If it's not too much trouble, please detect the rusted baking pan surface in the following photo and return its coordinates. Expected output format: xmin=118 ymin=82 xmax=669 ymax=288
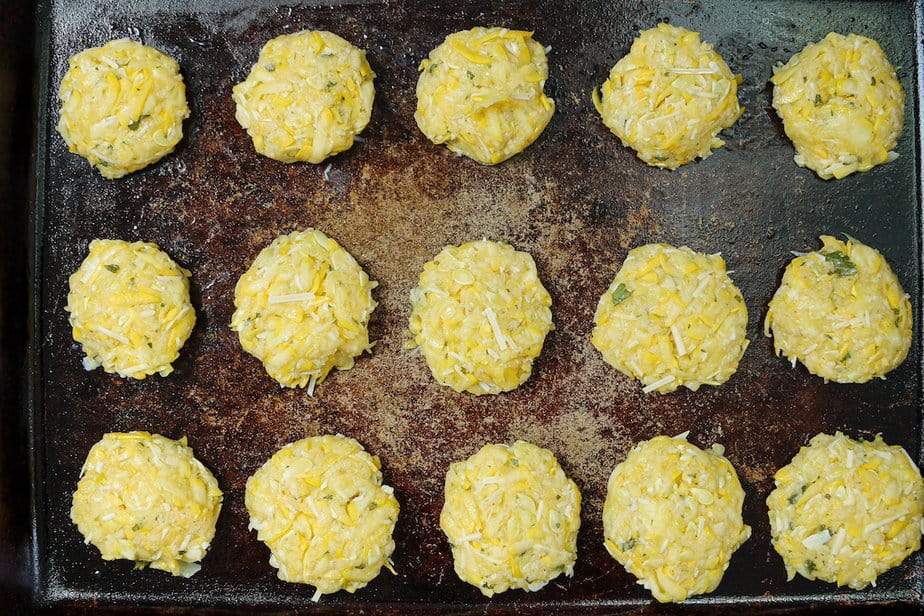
xmin=31 ymin=0 xmax=921 ymax=611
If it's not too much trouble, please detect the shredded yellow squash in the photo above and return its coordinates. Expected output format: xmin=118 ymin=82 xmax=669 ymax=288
xmin=407 ymin=240 xmax=553 ymax=395
xmin=593 ymin=23 xmax=743 ymax=169
xmin=415 ymin=27 xmax=554 ymax=164
xmin=603 ymin=434 xmax=750 ymax=602
xmin=245 ymin=435 xmax=399 ymax=600
xmin=592 ymin=243 xmax=748 ymax=394
xmin=765 ymin=235 xmax=912 ymax=383
xmin=231 ymin=229 xmax=377 ymax=391
xmin=66 ymin=239 xmax=195 ymax=380
xmin=772 ymin=32 xmax=904 ymax=179
xmin=440 ymin=440 xmax=581 ymax=596
xmin=233 ymin=30 xmax=375 ymax=163
xmin=57 ymin=39 xmax=189 ymax=178
xmin=71 ymin=432 xmax=222 ymax=577
xmin=767 ymin=432 xmax=924 ymax=589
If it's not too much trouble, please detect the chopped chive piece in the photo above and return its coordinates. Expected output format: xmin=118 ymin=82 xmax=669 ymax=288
xmin=128 ymin=114 xmax=149 ymax=131
xmin=821 ymin=251 xmax=857 ymax=276
xmin=612 ymin=283 xmax=632 ymax=305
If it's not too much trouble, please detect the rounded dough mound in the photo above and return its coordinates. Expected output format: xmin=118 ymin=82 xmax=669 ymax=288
xmin=66 ymin=239 xmax=196 ymax=380
xmin=767 ymin=432 xmax=924 ymax=589
xmin=765 ymin=235 xmax=911 ymax=383
xmin=407 ymin=240 xmax=553 ymax=395
xmin=440 ymin=440 xmax=581 ymax=597
xmin=593 ymin=23 xmax=743 ymax=169
xmin=771 ymin=32 xmax=904 ymax=180
xmin=245 ymin=435 xmax=399 ymax=598
xmin=71 ymin=432 xmax=222 ymax=577
xmin=415 ymin=27 xmax=555 ymax=165
xmin=233 ymin=30 xmax=375 ymax=163
xmin=230 ymin=229 xmax=377 ymax=390
xmin=592 ymin=243 xmax=748 ymax=394
xmin=603 ymin=434 xmax=751 ymax=603
xmin=57 ymin=39 xmax=189 ymax=179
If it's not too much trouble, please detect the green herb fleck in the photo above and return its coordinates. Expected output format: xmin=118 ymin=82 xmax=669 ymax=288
xmin=788 ymin=484 xmax=806 ymax=505
xmin=128 ymin=114 xmax=149 ymax=131
xmin=178 ymin=550 xmax=186 ymax=555
xmin=466 ymin=70 xmax=475 ymax=79
xmin=813 ymin=94 xmax=823 ymax=106
xmin=428 ymin=62 xmax=438 ymax=73
xmin=98 ymin=160 xmax=109 ymax=167
xmin=821 ymin=250 xmax=857 ymax=276
xmin=556 ymin=564 xmax=565 ymax=572
xmin=612 ymin=283 xmax=632 ymax=305
xmin=620 ymin=537 xmax=637 ymax=551
xmin=132 ymin=522 xmax=142 ymax=531
xmin=840 ymin=352 xmax=851 ymax=364
xmin=356 ymin=563 xmax=366 ymax=569
xmin=265 ymin=63 xmax=275 ymax=72
xmin=805 ymin=560 xmax=817 ymax=573
xmin=653 ymin=155 xmax=668 ymax=161
xmin=510 ymin=458 xmax=519 ymax=467
xmin=368 ymin=502 xmax=378 ymax=510
xmin=104 ymin=264 xmax=120 ymax=273
xmin=871 ymin=76 xmax=877 ymax=86
xmin=322 ymin=494 xmax=333 ymax=500
xmin=326 ymin=81 xmax=337 ymax=88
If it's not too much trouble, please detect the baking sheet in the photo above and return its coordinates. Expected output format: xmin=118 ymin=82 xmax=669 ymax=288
xmin=30 ymin=0 xmax=923 ymax=610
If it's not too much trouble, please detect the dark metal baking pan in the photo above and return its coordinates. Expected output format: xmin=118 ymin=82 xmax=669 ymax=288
xmin=26 ymin=0 xmax=924 ymax=612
